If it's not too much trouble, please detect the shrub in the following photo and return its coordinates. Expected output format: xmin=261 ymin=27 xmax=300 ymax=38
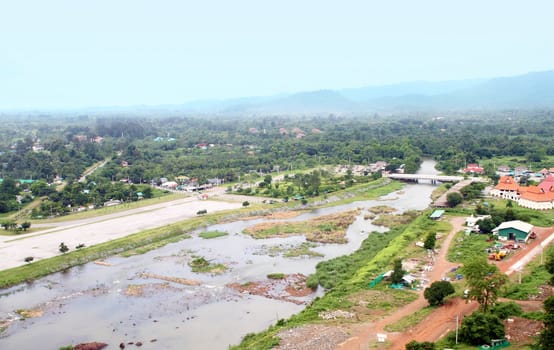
xmin=459 ymin=311 xmax=504 ymax=345
xmin=491 ymin=301 xmax=523 ymax=320
xmin=267 ymin=273 xmax=285 ymax=280
xmin=59 ymin=242 xmax=69 ymax=253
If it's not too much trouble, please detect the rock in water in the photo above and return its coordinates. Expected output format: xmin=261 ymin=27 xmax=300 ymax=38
xmin=74 ymin=342 xmax=108 ymax=350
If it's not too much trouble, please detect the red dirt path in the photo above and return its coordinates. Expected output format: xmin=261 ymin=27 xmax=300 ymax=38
xmin=337 ymin=217 xmax=554 ymax=350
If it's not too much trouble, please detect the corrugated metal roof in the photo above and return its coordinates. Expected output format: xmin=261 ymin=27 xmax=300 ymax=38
xmin=493 ymin=220 xmax=533 ymax=233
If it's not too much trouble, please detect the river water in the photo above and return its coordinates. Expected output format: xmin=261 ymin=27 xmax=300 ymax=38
xmin=0 ymin=160 xmax=438 ymax=349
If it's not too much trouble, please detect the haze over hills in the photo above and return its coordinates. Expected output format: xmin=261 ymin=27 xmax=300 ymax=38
xmin=177 ymin=70 xmax=554 ymax=114
xmin=4 ymin=70 xmax=553 ymax=115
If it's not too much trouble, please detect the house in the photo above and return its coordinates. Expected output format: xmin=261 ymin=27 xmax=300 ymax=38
xmin=464 ymin=163 xmax=484 ymax=174
xmin=514 ymin=166 xmax=529 ymax=176
xmin=429 ymin=209 xmax=445 ymax=220
xmin=493 ymin=220 xmax=534 ymax=242
xmin=91 ymin=136 xmax=104 ymax=144
xmin=465 ymin=214 xmax=491 ymax=229
xmin=490 ymin=176 xmax=520 ymax=201
xmin=497 ymin=165 xmax=511 ymax=173
xmin=161 ymin=181 xmax=178 ymax=189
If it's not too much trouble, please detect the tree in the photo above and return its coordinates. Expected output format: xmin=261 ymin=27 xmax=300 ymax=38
xmin=459 ymin=311 xmax=505 ymax=345
xmin=20 ymin=221 xmax=31 ymax=231
xmin=446 ymin=192 xmax=463 ymax=207
xmin=463 ymin=257 xmax=508 ymax=312
xmin=476 ymin=218 xmax=496 ymax=234
xmin=390 ymin=259 xmax=405 ymax=284
xmin=405 ymin=340 xmax=435 ymax=350
xmin=59 ymin=242 xmax=69 ymax=253
xmin=1 ymin=219 xmax=16 ymax=230
xmin=424 ymin=232 xmax=436 ymax=250
xmin=538 ymin=296 xmax=554 ymax=350
xmin=142 ymin=187 xmax=153 ymax=199
xmin=424 ymin=280 xmax=455 ymax=306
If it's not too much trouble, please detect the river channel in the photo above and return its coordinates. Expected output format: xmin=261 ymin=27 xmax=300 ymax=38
xmin=0 ymin=160 xmax=439 ymax=349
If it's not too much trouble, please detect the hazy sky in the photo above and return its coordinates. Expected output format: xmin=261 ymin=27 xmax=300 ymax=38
xmin=1 ymin=0 xmax=553 ymax=109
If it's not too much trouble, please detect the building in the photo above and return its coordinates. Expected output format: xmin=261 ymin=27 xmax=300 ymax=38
xmin=429 ymin=209 xmax=445 ymax=220
xmin=464 ymin=163 xmax=485 ymax=174
xmin=465 ymin=214 xmax=491 ymax=229
xmin=493 ymin=220 xmax=534 ymax=242
xmin=490 ymin=175 xmax=554 ymax=210
xmin=490 ymin=176 xmax=520 ymax=201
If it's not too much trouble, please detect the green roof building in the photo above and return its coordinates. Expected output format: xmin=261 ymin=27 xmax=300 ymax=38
xmin=493 ymin=220 xmax=533 ymax=242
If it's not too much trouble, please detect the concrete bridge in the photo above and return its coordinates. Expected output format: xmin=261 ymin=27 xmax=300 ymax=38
xmin=386 ymin=173 xmax=464 ymax=183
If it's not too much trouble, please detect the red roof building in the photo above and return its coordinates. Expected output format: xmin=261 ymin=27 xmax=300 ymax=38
xmin=464 ymin=163 xmax=485 ymax=174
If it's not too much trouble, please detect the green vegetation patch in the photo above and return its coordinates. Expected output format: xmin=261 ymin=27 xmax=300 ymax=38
xmin=502 ymin=252 xmax=552 ymax=300
xmin=267 ymin=273 xmax=285 ymax=280
xmin=447 ymin=231 xmax=491 ymax=263
xmin=188 ymin=256 xmax=227 ymax=274
xmin=349 ymin=289 xmax=418 ymax=317
xmin=368 ymin=205 xmax=397 ymax=214
xmin=372 ymin=210 xmax=419 ymax=227
xmin=198 ymin=230 xmax=228 ymax=239
xmin=259 ymin=242 xmax=324 ymax=258
xmin=384 ymin=306 xmax=435 ymax=332
xmin=244 ymin=210 xmax=359 ymax=243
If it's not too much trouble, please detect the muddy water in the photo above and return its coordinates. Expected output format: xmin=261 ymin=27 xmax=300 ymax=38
xmin=0 ymin=160 xmax=438 ymax=349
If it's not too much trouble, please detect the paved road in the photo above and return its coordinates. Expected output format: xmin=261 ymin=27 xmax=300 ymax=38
xmin=0 ymin=195 xmax=242 ymax=271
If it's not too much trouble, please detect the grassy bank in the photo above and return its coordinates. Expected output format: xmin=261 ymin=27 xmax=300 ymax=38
xmin=230 ymin=211 xmax=450 ymax=350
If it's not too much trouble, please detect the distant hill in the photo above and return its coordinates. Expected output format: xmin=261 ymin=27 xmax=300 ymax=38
xmin=177 ymin=70 xmax=554 ymax=114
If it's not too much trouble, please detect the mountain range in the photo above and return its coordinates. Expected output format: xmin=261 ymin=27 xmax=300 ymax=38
xmin=178 ymin=70 xmax=554 ymax=114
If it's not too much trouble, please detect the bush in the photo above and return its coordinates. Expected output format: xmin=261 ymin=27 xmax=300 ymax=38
xmin=242 ymin=201 xmax=250 ymax=207
xmin=59 ymin=242 xmax=69 ymax=254
xmin=424 ymin=281 xmax=455 ymax=306
xmin=446 ymin=192 xmax=463 ymax=207
xmin=405 ymin=340 xmax=435 ymax=350
xmin=491 ymin=301 xmax=523 ymax=320
xmin=459 ymin=311 xmax=504 ymax=345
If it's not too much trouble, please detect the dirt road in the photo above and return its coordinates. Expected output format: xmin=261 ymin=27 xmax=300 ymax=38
xmin=337 ymin=216 xmax=466 ymax=350
xmin=337 ymin=217 xmax=554 ymax=350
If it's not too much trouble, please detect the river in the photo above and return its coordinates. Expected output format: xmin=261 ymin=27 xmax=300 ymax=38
xmin=0 ymin=160 xmax=439 ymax=349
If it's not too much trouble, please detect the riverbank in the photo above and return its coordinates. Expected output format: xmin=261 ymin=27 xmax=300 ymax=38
xmin=0 ymin=178 xmax=402 ymax=289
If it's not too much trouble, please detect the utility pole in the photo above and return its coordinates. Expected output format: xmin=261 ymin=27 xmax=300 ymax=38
xmin=455 ymin=314 xmax=459 ymax=345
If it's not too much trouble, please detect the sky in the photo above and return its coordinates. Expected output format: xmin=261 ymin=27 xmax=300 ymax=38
xmin=1 ymin=0 xmax=553 ymax=110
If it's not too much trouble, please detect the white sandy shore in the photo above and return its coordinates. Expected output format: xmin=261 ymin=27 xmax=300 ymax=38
xmin=0 ymin=196 xmax=242 ymax=271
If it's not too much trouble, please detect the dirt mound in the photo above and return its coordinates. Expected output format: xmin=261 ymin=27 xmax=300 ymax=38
xmin=74 ymin=342 xmax=108 ymax=350
xmin=505 ymin=317 xmax=543 ymax=343
xmin=276 ymin=325 xmax=351 ymax=350
xmin=227 ymin=274 xmax=314 ymax=304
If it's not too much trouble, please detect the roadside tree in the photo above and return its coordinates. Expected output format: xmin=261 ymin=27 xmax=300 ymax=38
xmin=446 ymin=192 xmax=463 ymax=207
xmin=424 ymin=280 xmax=455 ymax=306
xmin=463 ymin=257 xmax=507 ymax=312
xmin=459 ymin=311 xmax=505 ymax=345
